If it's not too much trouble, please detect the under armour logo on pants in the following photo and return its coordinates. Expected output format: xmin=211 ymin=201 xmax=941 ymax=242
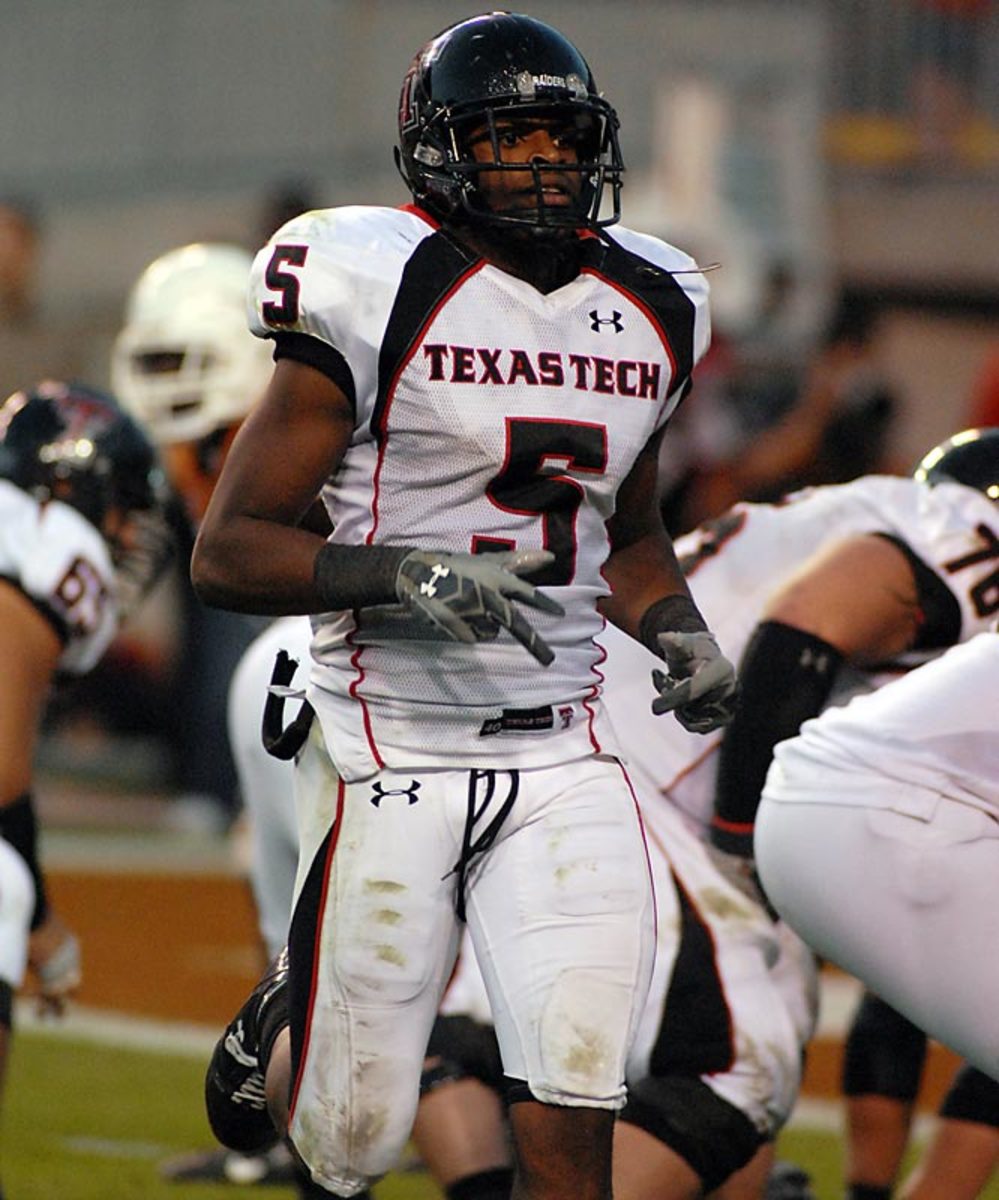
xmin=370 ymin=780 xmax=422 ymax=807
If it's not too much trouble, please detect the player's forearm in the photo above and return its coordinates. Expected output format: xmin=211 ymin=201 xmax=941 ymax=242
xmin=191 ymin=517 xmax=330 ymax=615
xmin=600 ymin=531 xmax=701 ymax=644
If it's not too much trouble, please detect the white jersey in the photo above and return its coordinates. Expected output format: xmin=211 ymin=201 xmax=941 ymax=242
xmin=0 ymin=479 xmax=120 ymax=675
xmin=767 ymin=631 xmax=999 ymax=820
xmin=249 ymin=204 xmax=710 ymax=781
xmin=599 ymin=475 xmax=999 ymax=832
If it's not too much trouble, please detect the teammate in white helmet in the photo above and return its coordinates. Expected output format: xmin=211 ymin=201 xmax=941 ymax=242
xmin=112 ymin=240 xmax=292 ymax=952
xmin=0 ymin=380 xmax=172 ymax=1198
xmin=112 ymin=241 xmax=276 ymax=833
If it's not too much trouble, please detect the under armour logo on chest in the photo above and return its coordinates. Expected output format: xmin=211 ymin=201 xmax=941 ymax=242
xmin=370 ymin=780 xmax=422 ymax=807
xmin=589 ymin=309 xmax=624 ymax=333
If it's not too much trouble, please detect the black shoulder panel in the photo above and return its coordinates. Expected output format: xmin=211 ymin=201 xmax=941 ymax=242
xmin=372 ymin=232 xmax=480 ymax=439
xmin=585 ymin=234 xmax=697 ymax=397
xmin=272 ymin=332 xmax=357 ymax=414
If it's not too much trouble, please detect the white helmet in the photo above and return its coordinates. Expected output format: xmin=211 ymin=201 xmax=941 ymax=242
xmin=111 ymin=243 xmax=273 ymax=445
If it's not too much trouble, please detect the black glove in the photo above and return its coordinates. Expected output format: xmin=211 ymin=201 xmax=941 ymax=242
xmin=651 ymin=629 xmax=738 ymax=733
xmin=394 ymin=548 xmax=564 ymax=666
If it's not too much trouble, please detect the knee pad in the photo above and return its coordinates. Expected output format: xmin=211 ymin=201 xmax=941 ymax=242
xmin=842 ymin=992 xmax=927 ymax=1100
xmin=940 ymin=1065 xmax=999 ymax=1128
xmin=620 ymin=1075 xmax=763 ymax=1193
xmin=421 ymin=1014 xmax=504 ymax=1096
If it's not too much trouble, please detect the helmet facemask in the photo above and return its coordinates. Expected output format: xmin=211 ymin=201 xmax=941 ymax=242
xmin=406 ymin=93 xmax=622 ymax=231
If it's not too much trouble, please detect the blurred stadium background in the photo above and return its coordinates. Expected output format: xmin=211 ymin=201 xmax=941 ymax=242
xmin=2 ymin=1 xmax=996 ymax=1194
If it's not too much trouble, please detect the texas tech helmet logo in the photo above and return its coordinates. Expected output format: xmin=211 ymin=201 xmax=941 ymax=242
xmin=399 ymin=63 xmax=421 ymax=135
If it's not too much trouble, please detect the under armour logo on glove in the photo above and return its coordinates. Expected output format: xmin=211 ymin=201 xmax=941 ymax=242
xmin=589 ymin=309 xmax=624 ymax=333
xmin=370 ymin=780 xmax=422 ymax=808
xmin=419 ymin=563 xmax=451 ymax=598
xmin=394 ymin=548 xmax=564 ymax=666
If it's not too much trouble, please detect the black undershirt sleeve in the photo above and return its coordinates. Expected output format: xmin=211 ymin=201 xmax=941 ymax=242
xmin=271 ymin=331 xmax=357 ymax=414
xmin=711 ymin=532 xmax=961 ymax=854
xmin=874 ymin=533 xmax=962 ymax=648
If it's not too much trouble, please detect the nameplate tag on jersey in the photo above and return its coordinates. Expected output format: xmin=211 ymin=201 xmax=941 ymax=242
xmin=479 ymin=706 xmax=555 ymax=737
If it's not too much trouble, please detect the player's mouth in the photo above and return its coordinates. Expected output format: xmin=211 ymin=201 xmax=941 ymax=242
xmin=513 ymin=180 xmax=575 ymax=206
xmin=539 ymin=185 xmax=572 ymax=205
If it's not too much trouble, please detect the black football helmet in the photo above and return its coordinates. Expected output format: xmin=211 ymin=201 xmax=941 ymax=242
xmin=395 ymin=11 xmax=624 ymax=230
xmin=912 ymin=427 xmax=999 ymax=503
xmin=0 ymin=380 xmax=174 ymax=611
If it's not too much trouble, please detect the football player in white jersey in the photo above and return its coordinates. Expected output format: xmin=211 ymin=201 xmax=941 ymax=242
xmin=192 ymin=12 xmax=737 ymax=1199
xmin=0 ymin=380 xmax=171 ymax=1193
xmin=699 ymin=426 xmax=999 ymax=1200
xmin=755 ymin=627 xmax=999 ymax=1081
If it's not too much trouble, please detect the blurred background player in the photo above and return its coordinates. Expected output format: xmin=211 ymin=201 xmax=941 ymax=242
xmin=111 ymin=241 xmax=316 ymax=1190
xmin=657 ymin=289 xmax=901 ymax=539
xmin=112 ymin=241 xmax=275 ymax=836
xmin=0 ymin=196 xmax=40 ymax=327
xmin=0 ymin=379 xmax=172 ymax=1199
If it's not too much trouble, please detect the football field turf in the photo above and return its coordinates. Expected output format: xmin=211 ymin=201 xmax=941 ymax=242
xmin=7 ymin=1017 xmax=999 ymax=1200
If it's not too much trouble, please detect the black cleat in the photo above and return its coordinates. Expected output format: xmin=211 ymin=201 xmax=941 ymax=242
xmin=205 ymin=947 xmax=289 ymax=1155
